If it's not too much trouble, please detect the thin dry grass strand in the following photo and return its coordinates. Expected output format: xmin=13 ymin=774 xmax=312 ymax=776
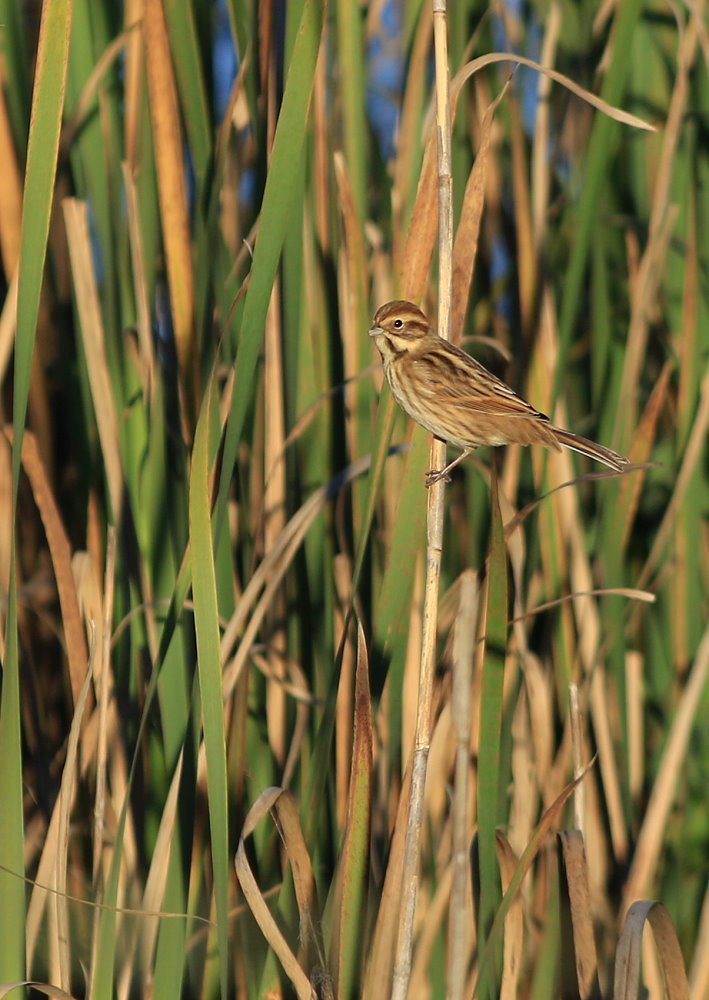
xmin=264 ymin=284 xmax=288 ymax=767
xmin=447 ymin=571 xmax=478 ymax=1000
xmin=0 ymin=77 xmax=22 ymax=275
xmin=568 ymin=684 xmax=584 ymax=833
xmin=689 ymin=878 xmax=709 ymax=1000
xmin=450 ymin=53 xmax=655 ymax=133
xmin=622 ymin=622 xmax=709 ymax=914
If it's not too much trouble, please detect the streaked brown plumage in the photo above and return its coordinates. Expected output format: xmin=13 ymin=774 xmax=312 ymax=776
xmin=369 ymin=300 xmax=628 ymax=485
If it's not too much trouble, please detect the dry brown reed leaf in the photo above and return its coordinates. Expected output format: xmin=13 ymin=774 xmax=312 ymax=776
xmin=143 ymin=0 xmax=197 ymax=425
xmin=613 ymin=901 xmax=690 ymax=1000
xmin=496 ymin=833 xmax=525 ymax=1000
xmin=475 ymin=763 xmax=596 ymax=994
xmin=558 ymin=830 xmax=602 ymax=999
xmin=361 ymin=763 xmax=412 ymax=1000
xmin=72 ymin=553 xmax=104 ymax=671
xmin=625 ymin=651 xmax=644 ymax=804
xmin=400 ymin=130 xmax=439 ymax=304
xmin=422 ymin=702 xmax=454 ymax=836
xmin=391 ymin=3 xmax=433 ymax=277
xmin=521 ymin=652 xmax=555 ymax=793
xmin=235 ymin=787 xmax=329 ymax=1000
xmin=622 ymin=622 xmax=709 ymax=915
xmin=508 ymin=693 xmax=539 ymax=862
xmin=62 ymin=199 xmax=123 ymax=522
xmin=6 ymin=428 xmax=89 ymax=705
xmin=264 ymin=285 xmax=288 ymax=767
xmin=330 ymin=622 xmax=373 ymax=994
xmin=0 ymin=266 xmax=18 ymax=390
xmin=450 ymin=84 xmax=509 ymax=340
xmin=0 ymin=68 xmax=22 ymax=275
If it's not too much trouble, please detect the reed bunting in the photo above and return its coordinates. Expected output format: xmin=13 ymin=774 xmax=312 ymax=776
xmin=369 ymin=300 xmax=628 ymax=485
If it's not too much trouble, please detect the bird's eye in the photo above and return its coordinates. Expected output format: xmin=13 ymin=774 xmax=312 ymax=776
xmin=393 ymin=319 xmax=403 ymax=329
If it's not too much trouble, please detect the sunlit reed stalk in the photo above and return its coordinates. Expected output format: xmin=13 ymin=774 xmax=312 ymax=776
xmin=391 ymin=1 xmax=453 ymax=997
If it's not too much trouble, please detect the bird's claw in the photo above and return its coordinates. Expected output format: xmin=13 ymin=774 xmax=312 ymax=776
xmin=425 ymin=469 xmax=452 ymax=487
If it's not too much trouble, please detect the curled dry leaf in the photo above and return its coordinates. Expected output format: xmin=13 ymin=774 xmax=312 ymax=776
xmin=613 ymin=901 xmax=690 ymax=1000
xmin=235 ymin=787 xmax=329 ymax=1000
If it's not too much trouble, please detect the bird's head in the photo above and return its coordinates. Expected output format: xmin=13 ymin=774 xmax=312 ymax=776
xmin=368 ymin=301 xmax=431 ymax=361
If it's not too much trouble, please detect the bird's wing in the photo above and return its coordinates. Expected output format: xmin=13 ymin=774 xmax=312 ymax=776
xmin=408 ymin=349 xmax=550 ymax=421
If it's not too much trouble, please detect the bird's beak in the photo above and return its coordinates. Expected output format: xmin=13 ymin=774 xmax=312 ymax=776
xmin=368 ymin=324 xmax=381 ymax=338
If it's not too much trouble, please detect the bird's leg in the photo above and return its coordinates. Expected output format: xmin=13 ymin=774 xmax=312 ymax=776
xmin=425 ymin=448 xmax=473 ymax=487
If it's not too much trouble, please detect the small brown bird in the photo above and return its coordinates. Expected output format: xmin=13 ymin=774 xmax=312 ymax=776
xmin=369 ymin=300 xmax=628 ymax=485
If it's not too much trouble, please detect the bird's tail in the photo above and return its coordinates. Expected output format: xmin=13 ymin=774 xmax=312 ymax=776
xmin=552 ymin=426 xmax=628 ymax=473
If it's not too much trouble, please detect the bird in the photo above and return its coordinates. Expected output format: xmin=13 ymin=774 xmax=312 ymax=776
xmin=368 ymin=300 xmax=628 ymax=486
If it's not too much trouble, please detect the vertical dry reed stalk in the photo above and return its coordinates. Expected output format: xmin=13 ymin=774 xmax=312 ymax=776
xmin=391 ymin=2 xmax=454 ymax=997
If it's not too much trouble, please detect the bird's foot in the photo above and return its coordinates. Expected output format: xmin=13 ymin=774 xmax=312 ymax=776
xmin=425 ymin=468 xmax=452 ymax=488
